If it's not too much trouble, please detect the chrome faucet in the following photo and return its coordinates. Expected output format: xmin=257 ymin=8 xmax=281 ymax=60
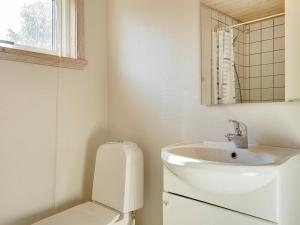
xmin=225 ymin=120 xmax=248 ymax=149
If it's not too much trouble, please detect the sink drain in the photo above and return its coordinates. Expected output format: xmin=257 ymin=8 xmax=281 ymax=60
xmin=231 ymin=152 xmax=238 ymax=159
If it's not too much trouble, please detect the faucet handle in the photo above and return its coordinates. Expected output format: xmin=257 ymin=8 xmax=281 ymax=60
xmin=226 ymin=120 xmax=248 ymax=149
xmin=225 ymin=133 xmax=235 ymax=141
xmin=228 ymin=120 xmax=247 ymax=136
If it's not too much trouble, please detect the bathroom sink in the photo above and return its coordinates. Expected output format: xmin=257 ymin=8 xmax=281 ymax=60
xmin=162 ymin=141 xmax=299 ymax=194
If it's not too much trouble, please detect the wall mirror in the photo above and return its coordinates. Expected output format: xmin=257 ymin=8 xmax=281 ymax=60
xmin=201 ymin=0 xmax=286 ymax=105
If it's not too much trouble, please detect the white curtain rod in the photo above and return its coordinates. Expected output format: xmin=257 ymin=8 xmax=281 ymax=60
xmin=218 ymin=12 xmax=285 ymax=30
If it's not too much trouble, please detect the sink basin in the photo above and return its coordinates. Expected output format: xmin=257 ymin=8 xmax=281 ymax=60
xmin=162 ymin=141 xmax=299 ymax=194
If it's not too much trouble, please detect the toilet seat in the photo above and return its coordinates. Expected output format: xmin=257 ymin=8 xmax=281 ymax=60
xmin=31 ymin=142 xmax=143 ymax=225
xmin=32 ymin=202 xmax=120 ymax=225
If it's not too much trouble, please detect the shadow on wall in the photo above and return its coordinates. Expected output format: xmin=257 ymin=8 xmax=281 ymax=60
xmin=83 ymin=126 xmax=107 ymax=200
xmin=10 ymin=126 xmax=107 ymax=225
xmin=54 ymin=125 xmax=107 ymax=213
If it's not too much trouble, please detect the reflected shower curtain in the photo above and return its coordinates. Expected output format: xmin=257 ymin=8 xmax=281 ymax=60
xmin=212 ymin=28 xmax=236 ymax=104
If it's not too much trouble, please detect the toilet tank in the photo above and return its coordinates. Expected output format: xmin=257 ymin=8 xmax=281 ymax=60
xmin=92 ymin=142 xmax=144 ymax=213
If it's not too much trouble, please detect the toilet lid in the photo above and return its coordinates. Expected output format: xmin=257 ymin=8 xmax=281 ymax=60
xmin=33 ymin=202 xmax=120 ymax=225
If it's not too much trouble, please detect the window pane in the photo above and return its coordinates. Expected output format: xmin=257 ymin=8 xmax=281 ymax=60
xmin=0 ymin=0 xmax=55 ymax=50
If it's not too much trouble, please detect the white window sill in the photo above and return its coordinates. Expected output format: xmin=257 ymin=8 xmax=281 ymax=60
xmin=0 ymin=46 xmax=87 ymax=70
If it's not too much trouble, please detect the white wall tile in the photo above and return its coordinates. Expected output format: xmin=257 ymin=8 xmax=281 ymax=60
xmin=250 ymin=54 xmax=261 ymax=66
xmin=238 ymin=65 xmax=244 ymax=76
xmin=261 ymin=19 xmax=273 ymax=28
xmin=238 ymin=43 xmax=244 ymax=54
xmin=244 ymin=44 xmax=250 ymax=55
xmin=262 ymin=64 xmax=273 ymax=76
xmin=262 ymin=76 xmax=273 ymax=88
xmin=234 ymin=44 xmax=239 ymax=54
xmin=238 ymin=56 xmax=243 ymax=66
xmin=244 ymin=56 xmax=250 ymax=66
xmin=244 ymin=78 xmax=250 ymax=88
xmin=274 ymin=25 xmax=285 ymax=38
xmin=274 ymin=50 xmax=285 ymax=63
xmin=262 ymin=52 xmax=273 ymax=64
xmin=250 ymin=65 xmax=261 ymax=77
xmin=244 ymin=67 xmax=250 ymax=78
xmin=250 ymin=77 xmax=261 ymax=89
xmin=250 ymin=22 xmax=261 ymax=31
xmin=244 ymin=32 xmax=250 ymax=43
xmin=262 ymin=27 xmax=273 ymax=40
xmin=262 ymin=88 xmax=273 ymax=101
xmin=274 ymin=87 xmax=285 ymax=100
xmin=274 ymin=75 xmax=285 ymax=87
xmin=242 ymin=89 xmax=249 ymax=101
xmin=274 ymin=16 xmax=285 ymax=26
xmin=250 ymin=42 xmax=261 ymax=54
xmin=250 ymin=30 xmax=261 ymax=42
xmin=274 ymin=37 xmax=285 ymax=50
xmin=250 ymin=89 xmax=261 ymax=101
xmin=274 ymin=62 xmax=285 ymax=75
xmin=262 ymin=40 xmax=273 ymax=52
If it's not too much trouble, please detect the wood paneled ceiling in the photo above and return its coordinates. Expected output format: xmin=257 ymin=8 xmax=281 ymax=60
xmin=201 ymin=0 xmax=285 ymax=22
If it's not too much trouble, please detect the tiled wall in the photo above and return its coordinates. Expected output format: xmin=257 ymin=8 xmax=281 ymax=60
xmin=201 ymin=4 xmax=245 ymax=103
xmin=201 ymin=4 xmax=285 ymax=104
xmin=242 ymin=16 xmax=285 ymax=103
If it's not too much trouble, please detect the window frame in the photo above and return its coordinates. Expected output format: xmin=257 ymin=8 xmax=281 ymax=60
xmin=0 ymin=0 xmax=87 ymax=70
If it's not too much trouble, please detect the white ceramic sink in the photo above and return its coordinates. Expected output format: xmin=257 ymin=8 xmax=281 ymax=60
xmin=162 ymin=141 xmax=299 ymax=194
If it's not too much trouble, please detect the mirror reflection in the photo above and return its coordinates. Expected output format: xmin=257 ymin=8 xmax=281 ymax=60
xmin=201 ymin=1 xmax=285 ymax=105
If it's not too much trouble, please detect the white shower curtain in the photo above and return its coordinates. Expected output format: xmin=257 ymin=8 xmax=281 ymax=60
xmin=212 ymin=28 xmax=236 ymax=104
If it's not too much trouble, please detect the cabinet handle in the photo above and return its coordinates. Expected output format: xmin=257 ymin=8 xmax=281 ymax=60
xmin=163 ymin=201 xmax=169 ymax=206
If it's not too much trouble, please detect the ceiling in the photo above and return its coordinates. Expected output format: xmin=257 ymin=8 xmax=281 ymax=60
xmin=201 ymin=0 xmax=285 ymax=22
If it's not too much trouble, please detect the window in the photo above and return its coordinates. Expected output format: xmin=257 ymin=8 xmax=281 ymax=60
xmin=0 ymin=0 xmax=86 ymax=69
xmin=0 ymin=0 xmax=55 ymax=53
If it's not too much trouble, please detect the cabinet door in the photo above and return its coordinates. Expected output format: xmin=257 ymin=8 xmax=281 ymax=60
xmin=163 ymin=193 xmax=275 ymax=225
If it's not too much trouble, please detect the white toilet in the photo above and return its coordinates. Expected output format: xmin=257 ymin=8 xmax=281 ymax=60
xmin=33 ymin=141 xmax=143 ymax=225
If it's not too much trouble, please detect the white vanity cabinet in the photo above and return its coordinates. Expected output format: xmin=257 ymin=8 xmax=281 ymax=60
xmin=163 ymin=192 xmax=275 ymax=225
xmin=162 ymin=141 xmax=300 ymax=225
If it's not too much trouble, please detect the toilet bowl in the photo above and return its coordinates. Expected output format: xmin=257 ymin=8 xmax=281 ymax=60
xmin=32 ymin=141 xmax=143 ymax=225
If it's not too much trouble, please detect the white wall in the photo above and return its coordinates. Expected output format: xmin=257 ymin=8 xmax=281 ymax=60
xmin=286 ymin=0 xmax=300 ymax=101
xmin=108 ymin=1 xmax=300 ymax=225
xmin=0 ymin=0 xmax=108 ymax=224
